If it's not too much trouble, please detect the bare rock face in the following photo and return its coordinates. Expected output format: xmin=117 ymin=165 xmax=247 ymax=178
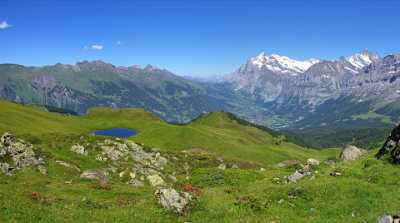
xmin=377 ymin=124 xmax=400 ymax=164
xmin=340 ymin=145 xmax=365 ymax=161
xmin=0 ymin=132 xmax=47 ymax=176
xmin=80 ymin=169 xmax=108 ymax=187
xmin=154 ymin=188 xmax=192 ymax=215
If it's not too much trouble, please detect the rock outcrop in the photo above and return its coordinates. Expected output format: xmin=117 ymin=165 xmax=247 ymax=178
xmin=377 ymin=123 xmax=400 ymax=163
xmin=154 ymin=188 xmax=192 ymax=215
xmin=70 ymin=144 xmax=87 ymax=155
xmin=0 ymin=132 xmax=46 ymax=176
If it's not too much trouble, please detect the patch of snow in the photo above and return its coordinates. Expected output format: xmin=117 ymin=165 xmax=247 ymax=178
xmin=346 ymin=50 xmax=377 ymax=69
xmin=345 ymin=66 xmax=359 ymax=73
xmin=249 ymin=52 xmax=320 ymax=75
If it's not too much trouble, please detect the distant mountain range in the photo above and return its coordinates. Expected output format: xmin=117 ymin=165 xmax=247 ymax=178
xmin=1 ymin=50 xmax=399 ymax=147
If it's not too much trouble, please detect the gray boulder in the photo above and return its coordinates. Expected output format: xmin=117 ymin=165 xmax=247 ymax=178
xmin=340 ymin=145 xmax=366 ymax=161
xmin=288 ymin=170 xmax=310 ymax=183
xmin=378 ymin=215 xmax=393 ymax=223
xmin=154 ymin=188 xmax=192 ymax=214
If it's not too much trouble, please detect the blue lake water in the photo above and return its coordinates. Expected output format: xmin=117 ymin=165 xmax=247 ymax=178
xmin=93 ymin=128 xmax=137 ymax=138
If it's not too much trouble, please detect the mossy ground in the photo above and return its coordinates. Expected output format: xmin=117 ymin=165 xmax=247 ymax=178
xmin=0 ymin=100 xmax=397 ymax=222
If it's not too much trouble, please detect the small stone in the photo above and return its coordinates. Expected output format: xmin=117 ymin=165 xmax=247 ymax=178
xmin=278 ymin=199 xmax=284 ymax=204
xmin=307 ymin=158 xmax=320 ymax=166
xmin=70 ymin=144 xmax=87 ymax=155
xmin=330 ymin=171 xmax=341 ymax=177
xmin=129 ymin=179 xmax=144 ymax=187
xmin=260 ymin=168 xmax=266 ymax=172
xmin=218 ymin=164 xmax=226 ymax=170
xmin=55 ymin=160 xmax=81 ymax=172
xmin=288 ymin=170 xmax=309 ymax=183
xmin=231 ymin=164 xmax=239 ymax=169
xmin=37 ymin=165 xmax=48 ymax=176
xmin=80 ymin=169 xmax=108 ymax=187
xmin=168 ymin=175 xmax=177 ymax=182
xmin=147 ymin=174 xmax=165 ymax=187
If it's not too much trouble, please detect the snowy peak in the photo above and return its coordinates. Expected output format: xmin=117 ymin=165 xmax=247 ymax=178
xmin=346 ymin=49 xmax=379 ymax=69
xmin=249 ymin=52 xmax=320 ymax=75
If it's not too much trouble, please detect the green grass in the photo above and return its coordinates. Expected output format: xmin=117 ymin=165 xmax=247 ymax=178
xmin=0 ymin=100 xmax=336 ymax=166
xmin=2 ymin=100 xmax=397 ymax=222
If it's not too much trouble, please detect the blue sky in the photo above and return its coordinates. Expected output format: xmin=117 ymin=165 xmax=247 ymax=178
xmin=1 ymin=0 xmax=400 ymax=77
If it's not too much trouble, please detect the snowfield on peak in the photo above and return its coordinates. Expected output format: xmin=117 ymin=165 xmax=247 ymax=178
xmin=346 ymin=50 xmax=379 ymax=69
xmin=249 ymin=52 xmax=320 ymax=75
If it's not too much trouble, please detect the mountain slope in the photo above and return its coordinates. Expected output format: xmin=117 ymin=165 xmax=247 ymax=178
xmin=0 ymin=62 xmax=238 ymax=123
xmin=1 ymin=101 xmax=399 ymax=222
xmin=0 ymin=100 xmax=335 ymax=165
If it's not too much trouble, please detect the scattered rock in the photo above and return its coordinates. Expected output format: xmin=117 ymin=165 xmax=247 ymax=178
xmin=307 ymin=158 xmax=320 ymax=166
xmin=80 ymin=169 xmax=108 ymax=187
xmin=147 ymin=174 xmax=165 ymax=187
xmin=37 ymin=165 xmax=48 ymax=175
xmin=340 ymin=145 xmax=365 ymax=161
xmin=276 ymin=160 xmax=301 ymax=168
xmin=330 ymin=171 xmax=341 ymax=177
xmin=70 ymin=144 xmax=87 ymax=155
xmin=55 ymin=160 xmax=81 ymax=172
xmin=154 ymin=188 xmax=192 ymax=215
xmin=129 ymin=179 xmax=144 ymax=187
xmin=231 ymin=164 xmax=239 ymax=169
xmin=168 ymin=175 xmax=177 ymax=183
xmin=288 ymin=170 xmax=310 ymax=183
xmin=0 ymin=162 xmax=12 ymax=176
xmin=0 ymin=132 xmax=46 ymax=176
xmin=218 ymin=163 xmax=226 ymax=170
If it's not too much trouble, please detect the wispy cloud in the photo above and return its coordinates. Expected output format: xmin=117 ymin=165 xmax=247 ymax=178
xmin=84 ymin=44 xmax=104 ymax=50
xmin=0 ymin=21 xmax=12 ymax=29
xmin=116 ymin=40 xmax=122 ymax=46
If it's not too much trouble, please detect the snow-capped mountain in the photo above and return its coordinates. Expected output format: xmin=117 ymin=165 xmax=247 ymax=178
xmin=241 ymin=52 xmax=320 ymax=76
xmin=225 ymin=50 xmax=400 ymax=127
xmin=346 ymin=49 xmax=379 ymax=69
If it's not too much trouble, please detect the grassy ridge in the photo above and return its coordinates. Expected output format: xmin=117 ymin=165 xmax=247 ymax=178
xmin=1 ymin=100 xmax=399 ymax=222
xmin=0 ymin=100 xmax=336 ymax=165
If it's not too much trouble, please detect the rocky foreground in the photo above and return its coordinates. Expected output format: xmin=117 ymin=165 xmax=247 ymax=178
xmin=1 ymin=130 xmax=399 ymax=222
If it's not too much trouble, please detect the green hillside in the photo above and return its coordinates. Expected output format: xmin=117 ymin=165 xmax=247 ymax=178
xmin=2 ymin=100 xmax=399 ymax=222
xmin=0 ymin=100 xmax=335 ymax=165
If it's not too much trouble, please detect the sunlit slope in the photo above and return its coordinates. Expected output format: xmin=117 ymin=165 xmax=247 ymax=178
xmin=0 ymin=100 xmax=337 ymax=165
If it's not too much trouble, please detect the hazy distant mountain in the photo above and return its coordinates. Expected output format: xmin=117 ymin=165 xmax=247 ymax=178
xmin=0 ymin=61 xmax=232 ymax=122
xmin=1 ymin=50 xmax=400 ymax=139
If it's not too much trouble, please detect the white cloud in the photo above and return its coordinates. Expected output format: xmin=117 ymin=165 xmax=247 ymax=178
xmin=90 ymin=44 xmax=104 ymax=50
xmin=116 ymin=40 xmax=122 ymax=45
xmin=84 ymin=44 xmax=104 ymax=50
xmin=0 ymin=21 xmax=12 ymax=29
